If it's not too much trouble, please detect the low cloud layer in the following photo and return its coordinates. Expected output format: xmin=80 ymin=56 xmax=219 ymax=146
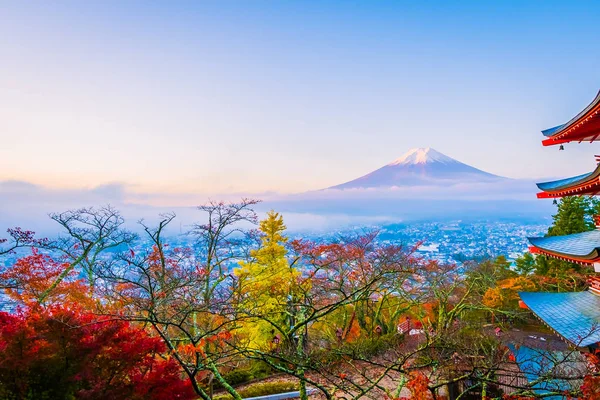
xmin=0 ymin=178 xmax=550 ymax=237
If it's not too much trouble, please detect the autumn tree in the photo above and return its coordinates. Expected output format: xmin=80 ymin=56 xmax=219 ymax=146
xmin=0 ymin=305 xmax=194 ymax=399
xmin=99 ymin=200 xmax=260 ymax=400
xmin=482 ymin=276 xmax=536 ymax=310
xmin=38 ymin=206 xmax=137 ymax=302
xmin=232 ymin=232 xmax=417 ymax=400
xmin=0 ymin=249 xmax=92 ymax=307
xmin=0 ymin=227 xmax=44 ymax=257
xmin=234 ymin=211 xmax=302 ymax=347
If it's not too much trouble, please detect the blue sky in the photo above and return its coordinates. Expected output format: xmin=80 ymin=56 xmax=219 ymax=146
xmin=1 ymin=1 xmax=599 ymax=196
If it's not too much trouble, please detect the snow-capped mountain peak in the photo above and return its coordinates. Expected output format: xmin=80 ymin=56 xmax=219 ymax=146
xmin=327 ymin=146 xmax=503 ymax=190
xmin=387 ymin=147 xmax=456 ymax=166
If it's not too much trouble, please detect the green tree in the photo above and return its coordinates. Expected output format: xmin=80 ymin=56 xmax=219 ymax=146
xmin=532 ymin=196 xmax=597 ymax=289
xmin=547 ymin=196 xmax=598 ymax=236
xmin=465 ymin=255 xmax=517 ymax=294
xmin=515 ymin=252 xmax=536 ymax=276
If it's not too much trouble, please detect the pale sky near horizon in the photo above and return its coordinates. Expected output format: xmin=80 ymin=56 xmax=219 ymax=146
xmin=1 ymin=1 xmax=600 ymax=196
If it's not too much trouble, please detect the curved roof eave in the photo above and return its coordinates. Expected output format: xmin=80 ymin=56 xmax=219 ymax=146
xmin=541 ymin=90 xmax=600 ymax=138
xmin=519 ymin=290 xmax=600 ymax=347
xmin=536 ymin=170 xmax=598 ymax=192
xmin=536 ymin=162 xmax=600 ymax=192
xmin=528 ymin=230 xmax=600 ymax=259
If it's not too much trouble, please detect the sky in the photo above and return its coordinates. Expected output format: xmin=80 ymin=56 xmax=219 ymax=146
xmin=1 ymin=1 xmax=600 ymax=200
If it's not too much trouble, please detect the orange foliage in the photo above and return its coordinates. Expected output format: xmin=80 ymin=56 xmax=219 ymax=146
xmin=345 ymin=318 xmax=362 ymax=342
xmin=393 ymin=371 xmax=433 ymax=400
xmin=0 ymin=250 xmax=93 ymax=308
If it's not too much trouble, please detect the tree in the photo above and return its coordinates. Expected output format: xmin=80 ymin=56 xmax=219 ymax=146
xmin=234 ymin=211 xmax=302 ymax=347
xmin=0 ymin=227 xmax=45 ymax=257
xmin=532 ymin=196 xmax=599 ymax=281
xmin=234 ymin=233 xmax=417 ymax=400
xmin=38 ymin=206 xmax=137 ymax=302
xmin=482 ymin=276 xmax=536 ymax=310
xmin=0 ymin=305 xmax=194 ymax=399
xmin=99 ymin=200 xmax=260 ymax=400
xmin=0 ymin=249 xmax=92 ymax=307
xmin=514 ymin=252 xmax=535 ymax=276
xmin=547 ymin=196 xmax=598 ymax=236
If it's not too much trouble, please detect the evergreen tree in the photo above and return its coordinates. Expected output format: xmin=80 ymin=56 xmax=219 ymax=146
xmin=514 ymin=252 xmax=535 ymax=276
xmin=547 ymin=196 xmax=598 ymax=236
xmin=532 ymin=196 xmax=598 ymax=289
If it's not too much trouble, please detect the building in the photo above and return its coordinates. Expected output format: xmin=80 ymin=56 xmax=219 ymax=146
xmin=519 ymin=91 xmax=600 ymax=349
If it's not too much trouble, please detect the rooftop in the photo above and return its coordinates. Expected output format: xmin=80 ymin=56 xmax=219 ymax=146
xmin=519 ymin=290 xmax=600 ymax=347
xmin=536 ymin=164 xmax=600 ymax=194
xmin=541 ymin=90 xmax=600 ymax=146
xmin=528 ymin=230 xmax=600 ymax=260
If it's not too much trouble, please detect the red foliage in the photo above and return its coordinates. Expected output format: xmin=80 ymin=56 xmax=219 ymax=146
xmin=581 ymin=374 xmax=600 ymax=399
xmin=0 ymin=305 xmax=195 ymax=399
xmin=405 ymin=371 xmax=433 ymax=400
xmin=391 ymin=371 xmax=433 ymax=400
xmin=0 ymin=249 xmax=92 ymax=307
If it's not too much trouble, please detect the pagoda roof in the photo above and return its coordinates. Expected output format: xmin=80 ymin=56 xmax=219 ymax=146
xmin=528 ymin=230 xmax=600 ymax=263
xmin=519 ymin=290 xmax=600 ymax=347
xmin=541 ymin=90 xmax=600 ymax=146
xmin=536 ymin=163 xmax=600 ymax=198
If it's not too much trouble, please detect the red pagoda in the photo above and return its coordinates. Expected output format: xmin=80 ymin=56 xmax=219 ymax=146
xmin=540 ymin=90 xmax=600 ymax=147
xmin=520 ymin=91 xmax=600 ymax=349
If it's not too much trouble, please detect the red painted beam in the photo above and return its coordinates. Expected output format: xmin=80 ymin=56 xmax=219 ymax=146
xmin=542 ymin=137 xmax=571 ymax=146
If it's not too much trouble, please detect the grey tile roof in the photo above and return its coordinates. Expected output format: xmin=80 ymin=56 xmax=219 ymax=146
xmin=528 ymin=230 xmax=600 ymax=258
xmin=519 ymin=291 xmax=600 ymax=347
xmin=536 ymin=171 xmax=596 ymax=191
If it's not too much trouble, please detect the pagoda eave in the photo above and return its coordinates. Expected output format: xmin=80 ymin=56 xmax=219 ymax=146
xmin=541 ymin=137 xmax=573 ymax=147
xmin=528 ymin=246 xmax=598 ymax=266
xmin=519 ymin=290 xmax=600 ymax=348
xmin=536 ymin=163 xmax=600 ymax=198
xmin=536 ymin=185 xmax=600 ymax=198
xmin=541 ymin=90 xmax=600 ymax=146
xmin=542 ymin=131 xmax=600 ymax=147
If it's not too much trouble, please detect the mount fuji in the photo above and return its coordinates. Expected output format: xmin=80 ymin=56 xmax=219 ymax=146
xmin=260 ymin=147 xmax=545 ymax=227
xmin=328 ymin=148 xmax=505 ymax=190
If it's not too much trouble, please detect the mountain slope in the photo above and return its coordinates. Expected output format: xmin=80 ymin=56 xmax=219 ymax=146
xmin=329 ymin=148 xmax=504 ymax=189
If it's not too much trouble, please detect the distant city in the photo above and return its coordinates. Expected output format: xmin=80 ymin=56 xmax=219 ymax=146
xmin=300 ymin=220 xmax=549 ymax=265
xmin=1 ymin=219 xmax=549 ymax=272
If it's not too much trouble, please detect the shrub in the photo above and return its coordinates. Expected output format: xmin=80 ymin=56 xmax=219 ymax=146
xmin=221 ymin=361 xmax=273 ymax=387
xmin=317 ymin=333 xmax=403 ymax=364
xmin=0 ymin=305 xmax=195 ymax=400
xmin=214 ymin=381 xmax=297 ymax=400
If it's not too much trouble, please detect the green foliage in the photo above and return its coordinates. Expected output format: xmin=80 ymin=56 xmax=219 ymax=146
xmin=222 ymin=361 xmax=273 ymax=387
xmin=514 ymin=252 xmax=535 ymax=276
xmin=465 ymin=255 xmax=517 ymax=294
xmin=529 ymin=196 xmax=599 ymax=281
xmin=214 ymin=381 xmax=297 ymax=400
xmin=317 ymin=333 xmax=403 ymax=364
xmin=547 ymin=196 xmax=598 ymax=236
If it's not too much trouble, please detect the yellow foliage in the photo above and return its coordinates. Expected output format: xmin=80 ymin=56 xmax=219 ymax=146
xmin=482 ymin=287 xmax=503 ymax=308
xmin=483 ymin=277 xmax=536 ymax=309
xmin=234 ymin=211 xmax=303 ymax=348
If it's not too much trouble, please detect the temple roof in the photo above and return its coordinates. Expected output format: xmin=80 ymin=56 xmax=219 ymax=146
xmin=528 ymin=230 xmax=600 ymax=260
xmin=536 ymin=167 xmax=599 ymax=193
xmin=541 ymin=90 xmax=600 ymax=146
xmin=519 ymin=291 xmax=600 ymax=347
